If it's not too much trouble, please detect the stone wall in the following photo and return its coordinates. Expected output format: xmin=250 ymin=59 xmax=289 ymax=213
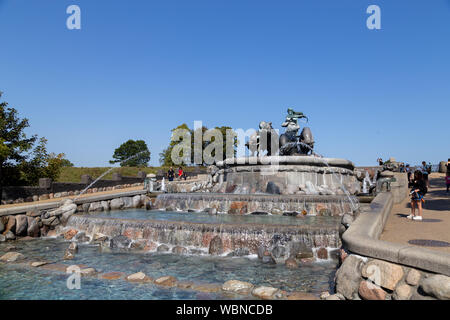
xmin=0 ymin=193 xmax=151 ymax=242
xmin=334 ymin=253 xmax=450 ymax=300
xmin=330 ymin=191 xmax=450 ymax=300
xmin=1 ymin=179 xmax=144 ymax=204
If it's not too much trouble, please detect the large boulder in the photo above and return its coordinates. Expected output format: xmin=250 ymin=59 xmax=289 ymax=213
xmin=208 ymin=236 xmax=223 ymax=255
xmin=132 ymin=195 xmax=142 ymax=208
xmin=122 ymin=197 xmax=134 ymax=209
xmin=48 ymin=200 xmax=77 ymax=217
xmin=5 ymin=231 xmax=16 ymax=241
xmin=361 ymin=259 xmax=404 ymax=291
xmin=101 ymin=201 xmax=110 ymax=211
xmin=27 ymin=217 xmax=40 ymax=237
xmin=110 ymin=198 xmax=124 ymax=210
xmin=358 ymin=280 xmax=387 ymax=300
xmin=88 ymin=202 xmax=103 ymax=212
xmin=15 ymin=215 xmax=28 ymax=236
xmin=420 ymin=275 xmax=450 ymax=300
xmin=393 ymin=283 xmax=413 ymax=300
xmin=335 ymin=255 xmax=365 ymax=300
xmin=4 ymin=216 xmax=16 ymax=234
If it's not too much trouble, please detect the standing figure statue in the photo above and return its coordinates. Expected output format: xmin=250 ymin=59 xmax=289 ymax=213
xmin=245 ymin=121 xmax=279 ymax=156
xmin=279 ymin=108 xmax=315 ymax=155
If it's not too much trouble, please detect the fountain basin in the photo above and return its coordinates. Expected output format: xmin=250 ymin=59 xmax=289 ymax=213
xmin=213 ymin=156 xmax=358 ymax=195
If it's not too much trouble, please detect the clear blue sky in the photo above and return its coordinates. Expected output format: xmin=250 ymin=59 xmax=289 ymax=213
xmin=1 ymin=0 xmax=449 ymax=167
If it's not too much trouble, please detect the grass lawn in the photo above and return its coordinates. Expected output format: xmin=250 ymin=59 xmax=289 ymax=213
xmin=57 ymin=166 xmax=206 ymax=183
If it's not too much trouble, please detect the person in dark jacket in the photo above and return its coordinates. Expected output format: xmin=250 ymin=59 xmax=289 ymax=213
xmin=407 ymin=170 xmax=427 ymax=221
xmin=167 ymin=167 xmax=175 ymax=181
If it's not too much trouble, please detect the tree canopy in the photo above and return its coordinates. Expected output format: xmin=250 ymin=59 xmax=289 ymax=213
xmin=159 ymin=123 xmax=238 ymax=166
xmin=110 ymin=139 xmax=151 ymax=167
xmin=0 ymin=91 xmax=73 ymax=195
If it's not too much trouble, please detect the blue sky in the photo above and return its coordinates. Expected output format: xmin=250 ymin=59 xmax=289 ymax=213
xmin=1 ymin=0 xmax=449 ymax=167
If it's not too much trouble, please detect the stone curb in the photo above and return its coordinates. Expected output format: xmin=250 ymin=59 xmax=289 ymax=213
xmin=0 ymin=190 xmax=148 ymax=216
xmin=342 ymin=192 xmax=450 ymax=276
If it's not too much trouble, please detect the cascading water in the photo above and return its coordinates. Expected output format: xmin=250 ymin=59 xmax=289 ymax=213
xmin=74 ymin=150 xmax=148 ymax=200
xmin=297 ymin=142 xmax=360 ymax=212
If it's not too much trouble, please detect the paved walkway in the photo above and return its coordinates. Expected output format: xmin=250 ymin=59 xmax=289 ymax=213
xmin=0 ymin=186 xmax=144 ymax=209
xmin=380 ymin=172 xmax=450 ymax=253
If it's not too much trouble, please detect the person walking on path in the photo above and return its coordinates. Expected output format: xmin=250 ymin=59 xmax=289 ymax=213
xmin=407 ymin=170 xmax=428 ymax=221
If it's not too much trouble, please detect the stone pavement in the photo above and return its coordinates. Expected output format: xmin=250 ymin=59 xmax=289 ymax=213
xmin=0 ymin=186 xmax=144 ymax=209
xmin=380 ymin=172 xmax=450 ymax=253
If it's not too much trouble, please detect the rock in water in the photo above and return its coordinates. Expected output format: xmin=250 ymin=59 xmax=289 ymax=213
xmin=68 ymin=242 xmax=78 ymax=254
xmin=110 ymin=235 xmax=131 ymax=249
xmin=74 ymin=232 xmax=90 ymax=243
xmin=5 ymin=231 xmax=16 ymax=241
xmin=208 ymin=236 xmax=223 ymax=255
xmin=172 ymin=246 xmax=188 ymax=255
xmin=126 ymin=272 xmax=147 ymax=282
xmin=156 ymin=244 xmax=170 ymax=252
xmin=262 ymin=251 xmax=276 ymax=264
xmin=222 ymin=280 xmax=254 ymax=295
xmin=285 ymin=257 xmax=298 ymax=269
xmin=0 ymin=252 xmax=24 ymax=262
xmin=154 ymin=276 xmax=177 ymax=287
xmin=251 ymin=286 xmax=279 ymax=300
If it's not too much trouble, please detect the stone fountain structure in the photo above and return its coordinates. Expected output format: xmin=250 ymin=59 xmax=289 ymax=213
xmin=155 ymin=108 xmax=360 ymax=216
xmin=62 ymin=109 xmax=362 ymax=262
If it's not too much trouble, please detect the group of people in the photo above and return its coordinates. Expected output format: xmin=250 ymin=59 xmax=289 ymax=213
xmin=167 ymin=166 xmax=187 ymax=181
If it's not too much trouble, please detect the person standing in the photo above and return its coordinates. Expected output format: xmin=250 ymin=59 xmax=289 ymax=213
xmin=446 ymin=159 xmax=450 ymax=193
xmin=421 ymin=161 xmax=430 ymax=189
xmin=407 ymin=170 xmax=427 ymax=221
xmin=405 ymin=164 xmax=412 ymax=187
xmin=167 ymin=167 xmax=175 ymax=182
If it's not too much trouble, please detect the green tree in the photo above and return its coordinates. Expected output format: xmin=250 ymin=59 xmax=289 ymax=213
xmin=19 ymin=137 xmax=69 ymax=185
xmin=159 ymin=124 xmax=191 ymax=167
xmin=110 ymin=139 xmax=150 ymax=167
xmin=159 ymin=124 xmax=238 ymax=166
xmin=0 ymin=92 xmax=37 ymax=196
xmin=60 ymin=158 xmax=74 ymax=167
